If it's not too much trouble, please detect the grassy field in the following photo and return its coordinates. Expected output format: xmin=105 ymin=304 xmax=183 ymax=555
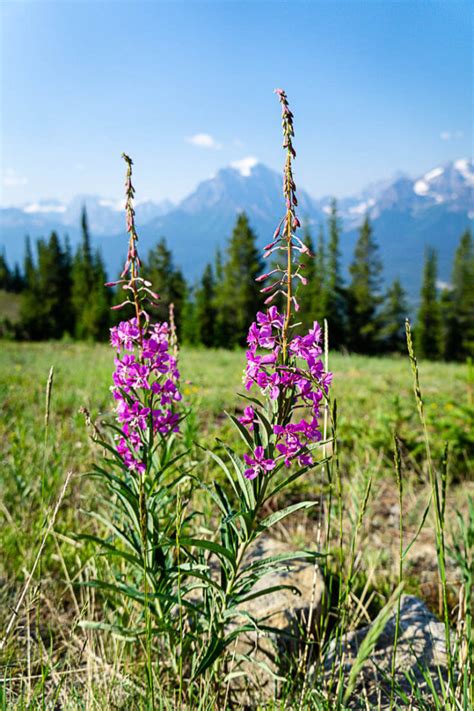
xmin=0 ymin=341 xmax=473 ymax=707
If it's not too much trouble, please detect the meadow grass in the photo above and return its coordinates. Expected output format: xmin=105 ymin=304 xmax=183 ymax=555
xmin=0 ymin=341 xmax=472 ymax=708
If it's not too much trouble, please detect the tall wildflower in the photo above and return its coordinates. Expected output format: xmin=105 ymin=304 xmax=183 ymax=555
xmin=186 ymin=91 xmax=333 ymax=682
xmin=241 ymin=89 xmax=332 ymax=477
xmin=107 ymin=154 xmax=181 ymax=475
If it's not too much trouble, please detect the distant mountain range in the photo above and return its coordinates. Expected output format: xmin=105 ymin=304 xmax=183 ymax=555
xmin=1 ymin=158 xmax=472 ymax=300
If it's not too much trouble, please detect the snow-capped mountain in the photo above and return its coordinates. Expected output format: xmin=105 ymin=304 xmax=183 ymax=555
xmin=0 ymin=194 xmax=173 ymax=246
xmin=0 ymin=158 xmax=472 ymax=299
xmin=316 ymin=158 xmax=473 ymax=228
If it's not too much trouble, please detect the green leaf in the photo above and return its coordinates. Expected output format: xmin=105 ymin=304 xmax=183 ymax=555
xmin=179 ymin=537 xmax=236 ymax=568
xmin=257 ymin=500 xmax=317 ymax=532
xmin=236 ymin=392 xmax=263 ymax=408
xmin=227 ymin=412 xmax=254 ymax=448
xmin=78 ymin=620 xmax=144 ymax=640
xmin=220 ymin=442 xmax=256 ymax=510
xmin=235 ymin=583 xmax=301 ymax=605
xmin=192 ymin=636 xmax=226 ymax=678
xmin=253 ymin=409 xmax=275 ymax=449
xmin=75 ymin=534 xmax=143 ymax=569
xmin=199 ymin=446 xmax=240 ymax=501
xmin=240 ymin=549 xmax=324 ymax=576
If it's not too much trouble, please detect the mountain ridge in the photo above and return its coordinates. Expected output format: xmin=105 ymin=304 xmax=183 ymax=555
xmin=1 ymin=157 xmax=472 ymax=299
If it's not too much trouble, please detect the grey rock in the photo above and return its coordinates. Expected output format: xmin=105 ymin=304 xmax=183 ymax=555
xmin=324 ymin=594 xmax=450 ymax=708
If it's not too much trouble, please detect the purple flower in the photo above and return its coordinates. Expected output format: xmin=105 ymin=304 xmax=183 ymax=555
xmin=243 ymin=446 xmax=276 ymax=480
xmin=239 ymin=406 xmax=255 ymax=431
xmin=110 ymin=316 xmax=181 ymax=473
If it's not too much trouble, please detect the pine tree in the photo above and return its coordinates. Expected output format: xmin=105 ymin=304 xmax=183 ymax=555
xmin=378 ymin=278 xmax=408 ymax=353
xmin=415 ymin=247 xmax=442 ymax=359
xmin=212 ymin=249 xmax=226 ymax=347
xmin=297 ymin=226 xmax=316 ymax=331
xmin=312 ymin=224 xmax=328 ymax=326
xmin=325 ymin=199 xmax=347 ymax=348
xmin=440 ymin=287 xmax=457 ymax=361
xmin=449 ymin=229 xmax=474 ymax=359
xmin=347 ymin=215 xmax=383 ymax=354
xmin=71 ymin=207 xmax=110 ymax=339
xmin=20 ymin=237 xmax=39 ymax=337
xmin=0 ymin=252 xmax=12 ymax=290
xmin=20 ymin=232 xmax=71 ymax=339
xmin=195 ymin=263 xmax=217 ymax=347
xmin=142 ymin=238 xmax=187 ymax=336
xmin=81 ymin=251 xmax=110 ymax=340
xmin=217 ymin=213 xmax=264 ymax=348
xmin=10 ymin=264 xmax=24 ymax=293
xmin=181 ymin=285 xmax=198 ymax=345
xmin=71 ymin=208 xmax=95 ymax=338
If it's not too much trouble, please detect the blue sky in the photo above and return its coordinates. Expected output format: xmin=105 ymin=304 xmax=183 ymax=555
xmin=1 ymin=0 xmax=472 ymax=206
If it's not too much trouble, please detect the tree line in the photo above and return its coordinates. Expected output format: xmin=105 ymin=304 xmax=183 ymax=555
xmin=0 ymin=205 xmax=472 ymax=360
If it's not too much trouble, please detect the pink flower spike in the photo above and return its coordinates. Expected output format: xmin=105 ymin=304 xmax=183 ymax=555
xmin=260 ymin=280 xmax=282 ymax=294
xmin=264 ymin=289 xmax=286 ymax=305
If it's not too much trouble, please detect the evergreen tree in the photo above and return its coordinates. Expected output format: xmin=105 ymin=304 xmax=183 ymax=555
xmin=20 ymin=232 xmax=72 ymax=339
xmin=347 ymin=215 xmax=383 ymax=354
xmin=312 ymin=224 xmax=328 ymax=326
xmin=10 ymin=264 xmax=24 ymax=293
xmin=142 ymin=238 xmax=187 ymax=336
xmin=71 ymin=207 xmax=110 ymax=339
xmin=195 ymin=263 xmax=217 ymax=347
xmin=440 ymin=287 xmax=457 ymax=361
xmin=415 ymin=247 xmax=442 ymax=359
xmin=181 ymin=285 xmax=198 ymax=345
xmin=71 ymin=208 xmax=95 ymax=338
xmin=217 ymin=213 xmax=263 ymax=348
xmin=82 ymin=250 xmax=110 ymax=340
xmin=20 ymin=237 xmax=39 ymax=337
xmin=449 ymin=229 xmax=474 ymax=359
xmin=0 ymin=254 xmax=23 ymax=292
xmin=0 ymin=253 xmax=12 ymax=290
xmin=212 ymin=249 xmax=226 ymax=347
xmin=378 ymin=278 xmax=408 ymax=353
xmin=325 ymin=199 xmax=347 ymax=348
xmin=297 ymin=226 xmax=316 ymax=331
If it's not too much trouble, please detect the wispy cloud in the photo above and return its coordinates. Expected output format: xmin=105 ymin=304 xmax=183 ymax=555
xmin=230 ymin=156 xmax=259 ymax=177
xmin=2 ymin=169 xmax=28 ymax=188
xmin=440 ymin=130 xmax=464 ymax=141
xmin=186 ymin=133 xmax=221 ymax=149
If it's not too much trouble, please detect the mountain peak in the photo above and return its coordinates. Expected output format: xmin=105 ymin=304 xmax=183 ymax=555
xmin=229 ymin=156 xmax=260 ymax=177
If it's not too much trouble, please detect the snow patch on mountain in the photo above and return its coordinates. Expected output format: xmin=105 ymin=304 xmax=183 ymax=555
xmin=454 ymin=158 xmax=474 ymax=185
xmin=230 ymin=156 xmax=259 ymax=177
xmin=424 ymin=167 xmax=444 ymax=181
xmin=23 ymin=202 xmax=67 ymax=214
xmin=349 ymin=198 xmax=376 ymax=215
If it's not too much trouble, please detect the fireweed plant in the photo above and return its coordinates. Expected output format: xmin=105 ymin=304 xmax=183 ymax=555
xmin=80 ymin=155 xmax=195 ymax=696
xmin=184 ymin=89 xmax=333 ymax=680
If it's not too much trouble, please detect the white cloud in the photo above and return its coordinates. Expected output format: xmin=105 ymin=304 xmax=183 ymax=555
xmin=186 ymin=133 xmax=221 ymax=149
xmin=2 ymin=170 xmax=28 ymax=188
xmin=23 ymin=202 xmax=66 ymax=214
xmin=230 ymin=156 xmax=259 ymax=177
xmin=440 ymin=130 xmax=464 ymax=141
